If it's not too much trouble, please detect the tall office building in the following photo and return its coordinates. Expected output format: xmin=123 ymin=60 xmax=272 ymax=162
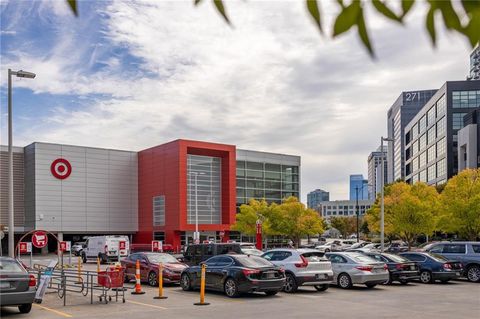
xmin=458 ymin=108 xmax=480 ymax=172
xmin=307 ymin=189 xmax=330 ymax=209
xmin=349 ymin=175 xmax=368 ymax=200
xmin=387 ymin=90 xmax=437 ymax=183
xmin=468 ymin=45 xmax=480 ymax=81
xmin=367 ymin=145 xmax=388 ymax=200
xmin=404 ymin=81 xmax=480 ymax=185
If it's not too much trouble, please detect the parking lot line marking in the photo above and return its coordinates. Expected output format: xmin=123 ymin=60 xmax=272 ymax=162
xmin=33 ymin=304 xmax=73 ymax=318
xmin=126 ymin=300 xmax=168 ymax=310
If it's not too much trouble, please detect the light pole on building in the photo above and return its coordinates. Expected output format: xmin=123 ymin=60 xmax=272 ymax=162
xmin=380 ymin=136 xmax=393 ymax=253
xmin=7 ymin=69 xmax=36 ymax=257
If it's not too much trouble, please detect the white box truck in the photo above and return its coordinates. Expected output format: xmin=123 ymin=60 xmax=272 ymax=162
xmin=81 ymin=235 xmax=130 ymax=263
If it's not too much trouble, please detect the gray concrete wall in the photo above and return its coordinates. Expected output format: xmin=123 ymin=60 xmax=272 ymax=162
xmin=31 ymin=143 xmax=138 ymax=233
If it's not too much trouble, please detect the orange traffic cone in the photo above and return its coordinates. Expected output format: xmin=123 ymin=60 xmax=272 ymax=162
xmin=131 ymin=260 xmax=145 ymax=295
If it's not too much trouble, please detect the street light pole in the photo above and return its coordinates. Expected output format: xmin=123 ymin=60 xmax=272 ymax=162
xmin=194 ymin=172 xmax=199 ymax=244
xmin=7 ymin=69 xmax=36 ymax=257
xmin=380 ymin=136 xmax=392 ymax=253
xmin=355 ymin=186 xmax=359 ymax=243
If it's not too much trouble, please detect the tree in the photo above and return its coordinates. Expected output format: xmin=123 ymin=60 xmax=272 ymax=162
xmin=65 ymin=0 xmax=480 ymax=57
xmin=360 ymin=218 xmax=370 ymax=237
xmin=232 ymin=199 xmax=275 ymax=236
xmin=366 ymin=182 xmax=439 ymax=249
xmin=268 ymin=196 xmax=324 ymax=247
xmin=438 ymin=168 xmax=480 ymax=240
xmin=329 ymin=216 xmax=357 ymax=239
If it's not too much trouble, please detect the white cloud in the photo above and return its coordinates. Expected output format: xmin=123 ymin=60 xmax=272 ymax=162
xmin=1 ymin=0 xmax=473 ymax=201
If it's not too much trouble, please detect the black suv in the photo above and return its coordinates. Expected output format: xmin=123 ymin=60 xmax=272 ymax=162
xmin=183 ymin=243 xmax=243 ymax=266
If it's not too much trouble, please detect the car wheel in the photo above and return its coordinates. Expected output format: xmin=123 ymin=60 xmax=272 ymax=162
xmin=224 ymin=278 xmax=240 ymax=298
xmin=18 ymin=304 xmax=32 ymax=314
xmin=419 ymin=270 xmax=433 ymax=284
xmin=148 ymin=271 xmax=158 ymax=287
xmin=283 ymin=273 xmax=298 ymax=293
xmin=365 ymin=283 xmax=377 ymax=289
xmin=180 ymin=273 xmax=192 ymax=291
xmin=337 ymin=273 xmax=352 ymax=289
xmin=466 ymin=265 xmax=480 ymax=283
xmin=265 ymin=291 xmax=278 ymax=296
xmin=314 ymin=284 xmax=329 ymax=291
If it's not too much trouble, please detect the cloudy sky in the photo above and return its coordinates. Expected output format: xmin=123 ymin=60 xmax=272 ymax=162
xmin=0 ymin=0 xmax=473 ymax=201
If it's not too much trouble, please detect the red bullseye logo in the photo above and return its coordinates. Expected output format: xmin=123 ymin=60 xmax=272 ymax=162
xmin=51 ymin=158 xmax=72 ymax=180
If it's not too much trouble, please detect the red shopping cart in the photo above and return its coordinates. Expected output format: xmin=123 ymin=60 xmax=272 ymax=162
xmin=97 ymin=266 xmax=126 ymax=303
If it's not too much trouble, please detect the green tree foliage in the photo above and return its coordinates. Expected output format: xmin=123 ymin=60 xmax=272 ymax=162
xmin=438 ymin=169 xmax=480 ymax=240
xmin=329 ymin=216 xmax=357 ymax=239
xmin=360 ymin=218 xmax=370 ymax=236
xmin=366 ymin=182 xmax=439 ymax=249
xmin=232 ymin=199 xmax=275 ymax=236
xmin=235 ymin=196 xmax=324 ymax=247
xmin=65 ymin=0 xmax=480 ymax=57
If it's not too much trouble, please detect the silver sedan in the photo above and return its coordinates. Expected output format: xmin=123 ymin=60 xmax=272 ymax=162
xmin=325 ymin=252 xmax=389 ymax=289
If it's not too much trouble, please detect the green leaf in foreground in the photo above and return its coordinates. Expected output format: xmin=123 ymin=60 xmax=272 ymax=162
xmin=66 ymin=0 xmax=78 ymax=16
xmin=306 ymin=0 xmax=323 ymax=34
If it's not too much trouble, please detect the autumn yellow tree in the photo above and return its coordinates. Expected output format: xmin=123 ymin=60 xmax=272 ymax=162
xmin=268 ymin=197 xmax=324 ymax=247
xmin=438 ymin=168 xmax=480 ymax=240
xmin=232 ymin=199 xmax=275 ymax=236
xmin=366 ymin=182 xmax=439 ymax=249
xmin=329 ymin=216 xmax=357 ymax=239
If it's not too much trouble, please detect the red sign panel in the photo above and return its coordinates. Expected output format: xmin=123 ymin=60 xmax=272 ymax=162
xmin=32 ymin=231 xmax=48 ymax=248
xmin=119 ymin=241 xmax=126 ymax=250
xmin=51 ymin=158 xmax=72 ymax=180
xmin=59 ymin=241 xmax=67 ymax=252
xmin=19 ymin=242 xmax=28 ymax=254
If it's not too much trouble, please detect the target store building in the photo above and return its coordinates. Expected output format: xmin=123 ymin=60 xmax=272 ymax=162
xmin=0 ymin=139 xmax=300 ymax=251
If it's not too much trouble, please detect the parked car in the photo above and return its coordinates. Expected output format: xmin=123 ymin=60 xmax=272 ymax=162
xmin=363 ymin=252 xmax=420 ymax=284
xmin=423 ymin=241 xmax=480 ymax=282
xmin=82 ymin=235 xmax=130 ymax=263
xmin=0 ymin=257 xmax=36 ymax=314
xmin=385 ymin=242 xmax=409 ymax=253
xmin=121 ymin=252 xmax=187 ymax=286
xmin=315 ymin=240 xmax=343 ymax=253
xmin=180 ymin=254 xmax=285 ymax=297
xmin=183 ymin=243 xmax=243 ymax=266
xmin=348 ymin=243 xmax=382 ymax=253
xmin=262 ymin=249 xmax=333 ymax=293
xmin=325 ymin=252 xmax=389 ymax=289
xmin=399 ymin=252 xmax=463 ymax=284
xmin=348 ymin=242 xmax=371 ymax=250
xmin=72 ymin=241 xmax=86 ymax=256
xmin=241 ymin=247 xmax=264 ymax=256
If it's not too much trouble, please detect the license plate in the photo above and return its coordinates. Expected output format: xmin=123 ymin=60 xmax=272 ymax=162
xmin=0 ymin=282 xmax=9 ymax=288
xmin=265 ymin=273 xmax=275 ymax=279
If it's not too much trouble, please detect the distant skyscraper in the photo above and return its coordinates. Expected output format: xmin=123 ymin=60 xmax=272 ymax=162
xmin=387 ymin=90 xmax=437 ymax=183
xmin=307 ymin=189 xmax=329 ymax=209
xmin=468 ymin=45 xmax=480 ymax=81
xmin=367 ymin=145 xmax=388 ymax=200
xmin=349 ymin=175 xmax=368 ymax=200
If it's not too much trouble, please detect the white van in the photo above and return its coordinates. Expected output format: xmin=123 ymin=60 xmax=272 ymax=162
xmin=81 ymin=235 xmax=130 ymax=263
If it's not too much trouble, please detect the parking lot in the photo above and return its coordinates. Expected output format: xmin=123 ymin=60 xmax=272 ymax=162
xmin=1 ymin=255 xmax=479 ymax=319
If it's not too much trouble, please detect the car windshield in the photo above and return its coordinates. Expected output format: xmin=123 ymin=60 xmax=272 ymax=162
xmin=301 ymin=252 xmax=327 ymax=261
xmin=428 ymin=253 xmax=449 ymax=262
xmin=146 ymin=254 xmax=179 ymax=264
xmin=241 ymin=248 xmax=263 ymax=256
xmin=0 ymin=259 xmax=24 ymax=273
xmin=383 ymin=254 xmax=409 ymax=263
xmin=353 ymin=255 xmax=377 ymax=263
xmin=235 ymin=255 xmax=274 ymax=268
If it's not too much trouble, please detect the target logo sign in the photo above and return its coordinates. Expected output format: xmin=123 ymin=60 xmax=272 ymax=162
xmin=51 ymin=158 xmax=72 ymax=180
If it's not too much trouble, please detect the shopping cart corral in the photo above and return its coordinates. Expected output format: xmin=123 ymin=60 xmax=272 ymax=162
xmin=29 ymin=266 xmax=130 ymax=306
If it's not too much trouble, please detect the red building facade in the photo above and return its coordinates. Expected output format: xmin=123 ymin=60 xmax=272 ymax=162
xmin=136 ymin=139 xmax=236 ymax=248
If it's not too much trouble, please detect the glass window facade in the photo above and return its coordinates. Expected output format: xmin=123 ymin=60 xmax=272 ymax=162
xmin=236 ymin=160 xmax=299 ymax=207
xmin=187 ymin=154 xmax=222 ymax=224
xmin=419 ymin=133 xmax=427 ymax=151
xmin=419 ymin=115 xmax=427 ymax=134
xmin=427 ymin=164 xmax=436 ymax=182
xmin=419 ymin=170 xmax=427 ymax=182
xmin=437 ymin=137 xmax=446 ymax=157
xmin=427 ymin=106 xmax=436 ymax=126
xmin=427 ymin=145 xmax=436 ymax=163
xmin=437 ymin=158 xmax=447 ymax=178
xmin=436 ymin=94 xmax=446 ymax=117
xmin=452 ymin=90 xmax=480 ymax=108
xmin=153 ymin=195 xmax=165 ymax=226
xmin=427 ymin=125 xmax=436 ymax=145
xmin=452 ymin=112 xmax=468 ymax=130
xmin=419 ymin=151 xmax=426 ymax=168
xmin=436 ymin=116 xmax=446 ymax=137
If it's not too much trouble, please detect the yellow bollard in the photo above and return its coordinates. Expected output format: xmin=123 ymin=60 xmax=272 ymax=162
xmin=97 ymin=256 xmax=100 ymax=273
xmin=194 ymin=263 xmax=210 ymax=306
xmin=154 ymin=263 xmax=168 ymax=299
xmin=76 ymin=256 xmax=82 ymax=284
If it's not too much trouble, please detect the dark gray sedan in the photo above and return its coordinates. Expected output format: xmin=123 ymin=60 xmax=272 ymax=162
xmin=0 ymin=257 xmax=36 ymax=313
